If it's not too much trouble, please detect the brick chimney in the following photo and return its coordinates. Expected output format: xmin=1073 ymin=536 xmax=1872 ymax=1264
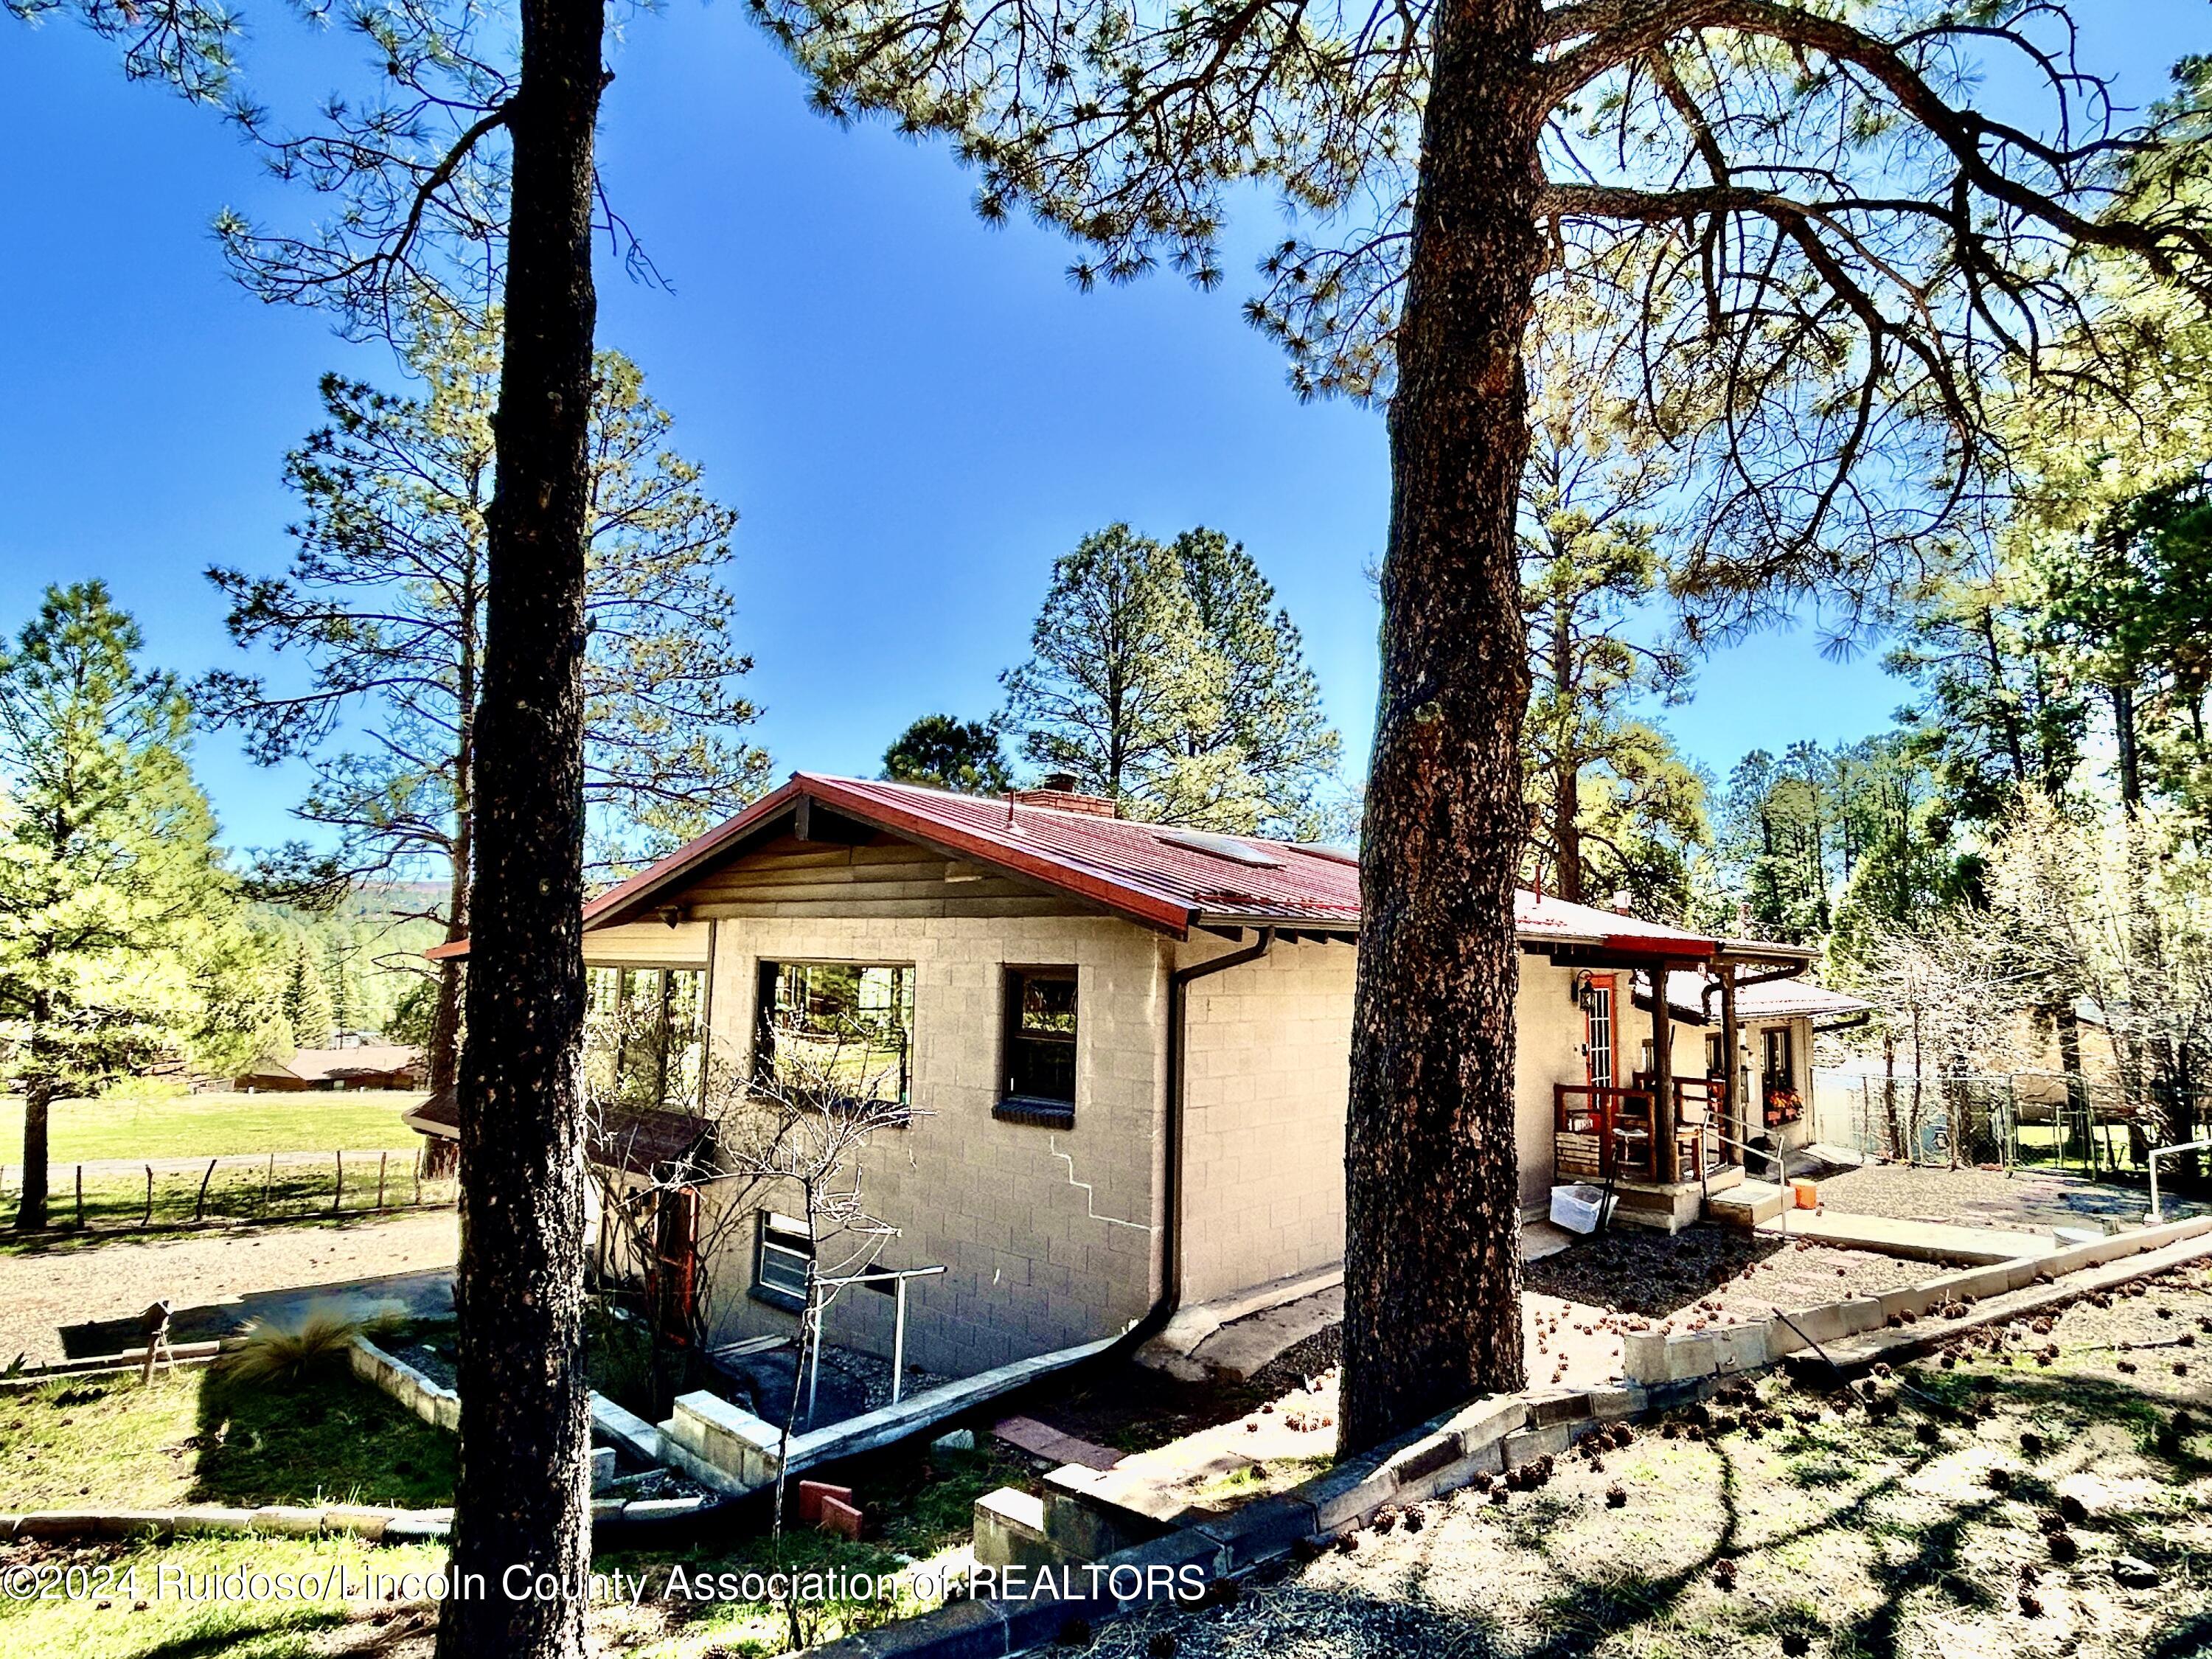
xmin=1006 ymin=772 xmax=1119 ymax=818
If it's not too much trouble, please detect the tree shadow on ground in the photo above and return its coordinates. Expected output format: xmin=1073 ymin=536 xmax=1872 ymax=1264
xmin=188 ymin=1363 xmax=455 ymax=1509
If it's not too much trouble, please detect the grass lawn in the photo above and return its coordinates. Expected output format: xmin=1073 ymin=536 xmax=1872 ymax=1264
xmin=0 ymin=1533 xmax=450 ymax=1659
xmin=0 ymin=1091 xmax=428 ymax=1165
xmin=1 ymin=1361 xmax=456 ymax=1514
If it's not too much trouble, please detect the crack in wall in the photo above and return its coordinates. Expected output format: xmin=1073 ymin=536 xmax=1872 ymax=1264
xmin=1048 ymin=1134 xmax=1158 ymax=1233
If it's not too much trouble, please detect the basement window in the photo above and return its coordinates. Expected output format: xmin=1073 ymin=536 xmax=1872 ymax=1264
xmin=997 ymin=967 xmax=1077 ymax=1126
xmin=753 ymin=1209 xmax=813 ymax=1312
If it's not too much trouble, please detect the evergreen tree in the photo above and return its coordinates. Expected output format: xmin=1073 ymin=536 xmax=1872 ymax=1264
xmin=1885 ymin=549 xmax=2085 ymax=824
xmin=282 ymin=940 xmax=338 ymax=1049
xmin=0 ymin=583 xmax=234 ymax=1230
xmin=1001 ymin=524 xmax=1343 ymax=838
xmin=1155 ymin=530 xmax=1345 ymax=841
xmin=881 ymin=714 xmax=1013 ymax=793
xmin=202 ymin=308 xmax=770 ymax=1093
xmin=1001 ymin=524 xmax=1220 ymax=808
xmin=1518 ymin=403 xmax=1700 ymax=908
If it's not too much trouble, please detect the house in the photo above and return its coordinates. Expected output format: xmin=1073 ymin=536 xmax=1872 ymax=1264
xmin=234 ymin=1043 xmax=425 ymax=1093
xmin=409 ymin=773 xmax=1843 ymax=1382
xmin=1638 ymin=969 xmax=1873 ymax=1155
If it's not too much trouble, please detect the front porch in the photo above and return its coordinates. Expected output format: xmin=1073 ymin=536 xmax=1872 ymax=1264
xmin=1554 ymin=1077 xmax=1741 ymax=1233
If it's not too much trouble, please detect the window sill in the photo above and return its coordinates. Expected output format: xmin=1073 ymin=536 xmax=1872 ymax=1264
xmin=748 ymin=1284 xmax=807 ymax=1316
xmin=995 ymin=1097 xmax=1076 ymax=1128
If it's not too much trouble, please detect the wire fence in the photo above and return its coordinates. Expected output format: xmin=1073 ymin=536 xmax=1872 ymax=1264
xmin=0 ymin=1147 xmax=458 ymax=1237
xmin=1823 ymin=1073 xmax=2211 ymax=1181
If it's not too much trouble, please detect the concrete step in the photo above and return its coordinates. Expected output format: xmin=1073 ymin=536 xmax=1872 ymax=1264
xmin=1708 ymin=1180 xmax=1787 ymax=1228
xmin=974 ymin=1486 xmax=1065 ymax=1569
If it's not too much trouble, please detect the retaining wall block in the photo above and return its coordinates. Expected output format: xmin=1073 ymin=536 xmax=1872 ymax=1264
xmin=1528 ymin=1388 xmax=1595 ymax=1428
xmin=251 ymin=1506 xmax=328 ymax=1537
xmin=1840 ymin=1298 xmax=1885 ymax=1335
xmin=1397 ymin=1437 xmax=1506 ymax=1507
xmin=1621 ymin=1332 xmax=1668 ymax=1382
xmin=1876 ymin=1286 xmax=1931 ymax=1322
xmin=590 ymin=1499 xmax=626 ymax=1524
xmin=1664 ymin=1336 xmax=1719 ymax=1382
xmin=1302 ymin=1448 xmax=1399 ymax=1535
xmin=1193 ymin=1493 xmax=1320 ymax=1573
xmin=434 ymin=1393 xmax=461 ymax=1433
xmin=1587 ymin=1387 xmax=1644 ymax=1421
xmin=624 ymin=1497 xmax=707 ymax=1521
xmin=996 ymin=1583 xmax=1112 ymax=1659
xmin=177 ymin=1506 xmax=258 ymax=1533
xmin=1764 ymin=1319 xmax=1808 ymax=1359
xmin=383 ymin=1517 xmax=451 ymax=1542
xmin=1714 ymin=1324 xmax=1769 ymax=1374
xmin=1501 ymin=1422 xmax=1573 ymax=1468
xmin=321 ymin=1506 xmax=392 ymax=1542
xmin=849 ymin=1595 xmax=1006 ymax=1659
xmin=1096 ymin=1529 xmax=1227 ymax=1605
xmin=2003 ymin=1260 xmax=2044 ymax=1293
xmin=1379 ymin=1430 xmax=1465 ymax=1493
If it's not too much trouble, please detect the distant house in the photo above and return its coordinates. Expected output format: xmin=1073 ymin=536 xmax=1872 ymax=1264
xmin=234 ymin=1044 xmax=425 ymax=1093
xmin=411 ymin=773 xmax=1856 ymax=1382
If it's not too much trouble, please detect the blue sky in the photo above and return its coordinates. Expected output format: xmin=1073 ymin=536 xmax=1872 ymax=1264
xmin=1 ymin=4 xmax=2202 ymax=852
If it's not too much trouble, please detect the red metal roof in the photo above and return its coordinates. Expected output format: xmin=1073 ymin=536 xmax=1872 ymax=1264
xmin=551 ymin=773 xmax=1733 ymax=956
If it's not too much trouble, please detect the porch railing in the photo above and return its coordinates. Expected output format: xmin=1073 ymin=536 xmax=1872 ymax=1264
xmin=1555 ymin=1079 xmax=1728 ymax=1185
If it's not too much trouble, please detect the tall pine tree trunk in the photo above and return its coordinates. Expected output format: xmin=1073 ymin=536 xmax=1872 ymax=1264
xmin=14 ymin=1075 xmax=52 ymax=1233
xmin=434 ymin=0 xmax=604 ymax=1649
xmin=1551 ymin=602 xmax=1582 ymax=905
xmin=1340 ymin=0 xmax=1540 ymax=1454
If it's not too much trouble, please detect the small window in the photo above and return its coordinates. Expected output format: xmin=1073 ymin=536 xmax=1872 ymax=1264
xmin=999 ymin=968 xmax=1078 ymax=1124
xmin=755 ymin=961 xmax=915 ymax=1106
xmin=1763 ymin=1026 xmax=1795 ymax=1088
xmin=754 ymin=1209 xmax=813 ymax=1310
xmin=1705 ymin=1034 xmax=1726 ymax=1078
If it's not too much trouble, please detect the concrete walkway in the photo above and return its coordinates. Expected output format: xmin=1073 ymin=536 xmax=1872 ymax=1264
xmin=1753 ymin=1206 xmax=2058 ymax=1265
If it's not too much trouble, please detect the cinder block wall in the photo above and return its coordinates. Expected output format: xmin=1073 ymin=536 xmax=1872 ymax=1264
xmin=1175 ymin=937 xmax=1357 ymax=1305
xmin=684 ymin=914 xmax=1171 ymax=1380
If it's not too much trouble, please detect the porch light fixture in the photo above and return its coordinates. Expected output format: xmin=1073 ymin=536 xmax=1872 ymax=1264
xmin=1571 ymin=970 xmax=1597 ymax=1012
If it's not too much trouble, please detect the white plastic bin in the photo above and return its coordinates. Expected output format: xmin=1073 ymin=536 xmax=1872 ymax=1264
xmin=1548 ymin=1182 xmax=1614 ymax=1235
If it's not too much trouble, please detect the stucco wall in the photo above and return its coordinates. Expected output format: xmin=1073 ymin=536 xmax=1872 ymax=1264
xmin=627 ymin=912 xmax=1172 ymax=1380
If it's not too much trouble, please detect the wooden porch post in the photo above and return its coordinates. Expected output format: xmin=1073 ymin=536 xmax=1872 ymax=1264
xmin=1718 ymin=964 xmax=1742 ymax=1161
xmin=1651 ymin=959 xmax=1677 ymax=1182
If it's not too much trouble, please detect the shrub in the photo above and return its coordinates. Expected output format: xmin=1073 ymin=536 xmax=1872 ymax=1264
xmin=218 ymin=1303 xmax=392 ymax=1389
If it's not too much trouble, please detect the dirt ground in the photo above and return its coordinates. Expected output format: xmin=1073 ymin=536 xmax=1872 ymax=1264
xmin=0 ymin=1210 xmax=457 ymax=1368
xmin=1089 ymin=1258 xmax=2212 ymax=1659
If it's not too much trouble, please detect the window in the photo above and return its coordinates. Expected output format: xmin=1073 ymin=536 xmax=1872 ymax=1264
xmin=754 ymin=1209 xmax=813 ymax=1310
xmin=999 ymin=968 xmax=1078 ymax=1124
xmin=1762 ymin=1026 xmax=1795 ymax=1089
xmin=755 ymin=961 xmax=915 ymax=1106
xmin=585 ymin=967 xmax=706 ymax=1110
xmin=1705 ymin=1034 xmax=1727 ymax=1079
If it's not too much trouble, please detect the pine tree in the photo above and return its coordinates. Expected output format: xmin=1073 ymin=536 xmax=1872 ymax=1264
xmin=202 ymin=307 xmax=770 ymax=1093
xmin=1001 ymin=524 xmax=1343 ymax=836
xmin=881 ymin=714 xmax=1014 ymax=794
xmin=282 ymin=941 xmax=337 ymax=1049
xmin=0 ymin=583 xmax=234 ymax=1230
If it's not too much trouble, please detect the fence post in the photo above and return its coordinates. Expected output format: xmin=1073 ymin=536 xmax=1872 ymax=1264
xmin=377 ymin=1152 xmax=388 ymax=1212
xmin=413 ymin=1144 xmax=423 ymax=1206
xmin=74 ymin=1164 xmax=83 ymax=1231
xmin=142 ymin=1165 xmax=153 ymax=1228
xmin=265 ymin=1152 xmax=276 ymax=1215
xmin=194 ymin=1158 xmax=216 ymax=1223
xmin=332 ymin=1151 xmax=344 ymax=1216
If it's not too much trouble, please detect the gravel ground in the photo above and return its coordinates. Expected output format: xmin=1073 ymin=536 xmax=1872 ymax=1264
xmin=1811 ymin=1161 xmax=2183 ymax=1232
xmin=0 ymin=1209 xmax=458 ymax=1368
